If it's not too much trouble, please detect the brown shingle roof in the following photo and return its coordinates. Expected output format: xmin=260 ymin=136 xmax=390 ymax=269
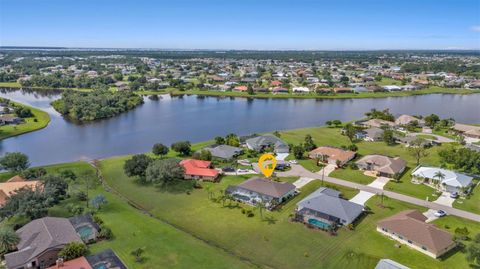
xmin=309 ymin=146 xmax=356 ymax=163
xmin=236 ymin=177 xmax=295 ymax=198
xmin=356 ymin=155 xmax=406 ymax=175
xmin=377 ymin=210 xmax=455 ymax=254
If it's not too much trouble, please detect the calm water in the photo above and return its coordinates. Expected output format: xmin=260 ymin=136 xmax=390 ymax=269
xmin=1 ymin=88 xmax=480 ymax=166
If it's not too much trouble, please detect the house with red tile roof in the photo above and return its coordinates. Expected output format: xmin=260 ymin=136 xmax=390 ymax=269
xmin=180 ymin=159 xmax=220 ymax=181
xmin=233 ymin=85 xmax=248 ymax=92
xmin=271 ymin=80 xmax=282 ymax=87
xmin=47 ymin=256 xmax=92 ymax=269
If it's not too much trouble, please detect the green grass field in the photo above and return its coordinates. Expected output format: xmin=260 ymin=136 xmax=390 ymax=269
xmin=0 ymin=101 xmax=50 ymax=140
xmin=98 ymin=155 xmax=479 ymax=269
xmin=330 ymin=168 xmax=376 ymax=185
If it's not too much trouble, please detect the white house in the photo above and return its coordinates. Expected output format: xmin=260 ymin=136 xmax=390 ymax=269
xmin=411 ymin=166 xmax=474 ymax=194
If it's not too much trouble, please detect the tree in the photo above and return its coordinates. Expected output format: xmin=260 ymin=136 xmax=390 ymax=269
xmin=0 ymin=152 xmax=30 ymax=172
xmin=0 ymin=227 xmax=20 ymax=254
xmin=325 ymin=121 xmax=332 ymax=127
xmin=343 ymin=123 xmax=356 ymax=143
xmin=77 ymin=170 xmax=96 ymax=208
xmin=43 ymin=175 xmax=69 ymax=203
xmin=433 ymin=171 xmax=446 ymax=190
xmin=0 ymin=188 xmax=49 ymax=219
xmin=247 ymin=84 xmax=254 ymax=95
xmin=145 ymin=158 xmax=184 ymax=186
xmin=171 ymin=141 xmax=192 ymax=156
xmin=408 ymin=138 xmax=429 ymax=166
xmin=152 ymin=143 xmax=169 ymax=157
xmin=58 ymin=242 xmax=88 ymax=261
xmin=303 ymin=134 xmax=316 ymax=151
xmin=455 ymin=227 xmax=470 ymax=241
xmin=59 ymin=169 xmax=77 ymax=181
xmin=225 ymin=133 xmax=240 ymax=147
xmin=131 ymin=247 xmax=145 ymax=263
xmin=467 ymin=234 xmax=480 ymax=266
xmin=214 ymin=136 xmax=225 ymax=145
xmin=91 ymin=194 xmax=108 ymax=210
xmin=382 ymin=129 xmax=395 ymax=145
xmin=292 ymin=145 xmax=305 ymax=159
xmin=273 ymin=131 xmax=281 ymax=138
xmin=424 ymin=114 xmax=440 ymax=127
xmin=193 ymin=150 xmax=212 ymax=161
xmin=124 ymin=154 xmax=153 ymax=180
xmin=332 ymin=120 xmax=342 ymax=128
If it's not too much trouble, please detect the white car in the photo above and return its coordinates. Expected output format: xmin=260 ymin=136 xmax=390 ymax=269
xmin=434 ymin=210 xmax=447 ymax=217
xmin=289 ymin=160 xmax=298 ymax=164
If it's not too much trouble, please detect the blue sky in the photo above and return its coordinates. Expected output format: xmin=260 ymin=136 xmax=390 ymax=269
xmin=0 ymin=0 xmax=479 ymax=50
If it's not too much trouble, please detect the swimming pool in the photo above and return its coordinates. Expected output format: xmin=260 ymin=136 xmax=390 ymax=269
xmin=76 ymin=225 xmax=93 ymax=239
xmin=93 ymin=263 xmax=108 ymax=269
xmin=308 ymin=218 xmax=332 ymax=230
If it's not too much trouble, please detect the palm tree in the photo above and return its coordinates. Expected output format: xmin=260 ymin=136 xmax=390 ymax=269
xmin=256 ymin=200 xmax=267 ymax=220
xmin=433 ymin=171 xmax=446 ymax=191
xmin=0 ymin=227 xmax=19 ymax=254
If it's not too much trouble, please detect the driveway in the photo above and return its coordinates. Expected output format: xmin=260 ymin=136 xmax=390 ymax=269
xmin=349 ymin=191 xmax=376 ymax=205
xmin=407 ymin=132 xmax=455 ymax=143
xmin=423 ymin=209 xmax=439 ymax=223
xmin=433 ymin=192 xmax=455 ymax=207
xmin=276 ymin=153 xmax=289 ymax=161
xmin=293 ymin=177 xmax=315 ymax=189
xmin=316 ymin=164 xmax=336 ymax=177
xmin=367 ymin=177 xmax=390 ymax=189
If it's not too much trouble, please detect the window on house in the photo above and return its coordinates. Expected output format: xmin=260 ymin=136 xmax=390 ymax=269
xmin=408 ymin=240 xmax=412 ymax=244
xmin=422 ymin=246 xmax=427 ymax=251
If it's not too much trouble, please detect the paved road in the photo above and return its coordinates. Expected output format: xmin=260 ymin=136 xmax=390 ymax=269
xmin=279 ymin=164 xmax=480 ymax=222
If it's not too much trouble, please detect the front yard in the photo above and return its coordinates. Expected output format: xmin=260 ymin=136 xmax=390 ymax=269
xmin=98 ymin=155 xmax=479 ymax=269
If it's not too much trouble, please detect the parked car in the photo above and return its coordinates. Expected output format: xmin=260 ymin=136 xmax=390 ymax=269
xmin=289 ymin=160 xmax=298 ymax=164
xmin=237 ymin=169 xmax=249 ymax=173
xmin=450 ymin=192 xmax=459 ymax=199
xmin=434 ymin=210 xmax=447 ymax=217
xmin=222 ymin=167 xmax=235 ymax=172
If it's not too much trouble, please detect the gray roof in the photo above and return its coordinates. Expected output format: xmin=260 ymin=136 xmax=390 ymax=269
xmin=411 ymin=166 xmax=473 ymax=188
xmin=5 ymin=217 xmax=82 ymax=268
xmin=364 ymin=127 xmax=384 ymax=139
xmin=228 ymin=177 xmax=296 ymax=198
xmin=375 ymin=259 xmax=410 ymax=269
xmin=246 ymin=135 xmax=289 ymax=153
xmin=297 ymin=187 xmax=363 ymax=225
xmin=204 ymin=144 xmax=242 ymax=159
xmin=86 ymin=249 xmax=128 ymax=269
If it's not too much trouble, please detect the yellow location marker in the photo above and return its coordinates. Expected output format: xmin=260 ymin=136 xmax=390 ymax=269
xmin=258 ymin=153 xmax=277 ymax=178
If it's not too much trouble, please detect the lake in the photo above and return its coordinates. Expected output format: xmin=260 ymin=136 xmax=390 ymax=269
xmin=1 ymin=88 xmax=480 ymax=166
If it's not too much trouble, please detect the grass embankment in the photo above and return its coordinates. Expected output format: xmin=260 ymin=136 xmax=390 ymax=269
xmin=0 ymin=101 xmax=50 ymax=140
xmin=99 ymin=155 xmax=479 ymax=269
xmin=169 ymin=86 xmax=480 ymax=100
xmin=1 ymin=81 xmax=479 ymax=99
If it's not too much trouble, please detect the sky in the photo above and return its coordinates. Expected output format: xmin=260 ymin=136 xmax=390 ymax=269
xmin=0 ymin=0 xmax=479 ymax=50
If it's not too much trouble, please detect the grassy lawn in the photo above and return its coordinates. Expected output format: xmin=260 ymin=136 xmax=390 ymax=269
xmin=330 ymin=168 xmax=376 ymax=185
xmin=1 ymin=161 xmax=253 ymax=269
xmin=377 ymin=77 xmax=401 ymax=86
xmin=0 ymin=101 xmax=50 ymax=140
xmin=454 ymin=182 xmax=480 ymax=213
xmin=278 ymin=126 xmax=443 ymax=200
xmin=99 ymin=155 xmax=477 ymax=269
xmin=416 ymin=134 xmax=438 ymax=140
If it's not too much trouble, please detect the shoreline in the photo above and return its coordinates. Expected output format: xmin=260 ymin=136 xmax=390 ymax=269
xmin=0 ymin=100 xmax=51 ymax=140
xmin=1 ymin=82 xmax=480 ymax=100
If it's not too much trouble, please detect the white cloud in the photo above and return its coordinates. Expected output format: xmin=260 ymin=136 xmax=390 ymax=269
xmin=470 ymin=25 xmax=480 ymax=32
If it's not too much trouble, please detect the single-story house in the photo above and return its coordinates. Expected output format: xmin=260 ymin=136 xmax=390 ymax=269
xmin=225 ymin=177 xmax=296 ymax=209
xmin=333 ymin=87 xmax=353 ymax=93
xmin=0 ymin=115 xmax=24 ymax=125
xmin=245 ymin=135 xmax=289 ymax=153
xmin=395 ymin=115 xmax=425 ymax=127
xmin=394 ymin=135 xmax=432 ymax=148
xmin=272 ymin=87 xmax=289 ymax=93
xmin=202 ymin=144 xmax=243 ymax=160
xmin=356 ymin=155 xmax=407 ymax=177
xmin=5 ymin=217 xmax=84 ymax=269
xmin=411 ymin=166 xmax=473 ymax=194
xmin=377 ymin=210 xmax=456 ymax=258
xmin=295 ymin=187 xmax=364 ymax=229
xmin=357 ymin=127 xmax=384 ymax=141
xmin=0 ymin=176 xmax=42 ymax=206
xmin=383 ymin=85 xmax=403 ymax=91
xmin=292 ymin=86 xmax=310 ymax=93
xmin=375 ymin=259 xmax=410 ymax=269
xmin=180 ymin=159 xmax=219 ymax=181
xmin=308 ymin=146 xmax=356 ymax=167
xmin=360 ymin=119 xmax=396 ymax=129
xmin=452 ymin=123 xmax=480 ymax=139
xmin=47 ymin=249 xmax=127 ymax=269
xmin=233 ymin=85 xmax=248 ymax=92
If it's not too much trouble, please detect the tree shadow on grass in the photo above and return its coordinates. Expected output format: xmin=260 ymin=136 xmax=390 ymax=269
xmin=155 ymin=180 xmax=195 ymax=194
xmin=262 ymin=215 xmax=278 ymax=225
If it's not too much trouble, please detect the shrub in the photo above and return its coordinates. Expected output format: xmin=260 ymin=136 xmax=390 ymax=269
xmin=99 ymin=225 xmax=113 ymax=240
xmin=58 ymin=242 xmax=88 ymax=261
xmin=76 ymin=191 xmax=88 ymax=201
